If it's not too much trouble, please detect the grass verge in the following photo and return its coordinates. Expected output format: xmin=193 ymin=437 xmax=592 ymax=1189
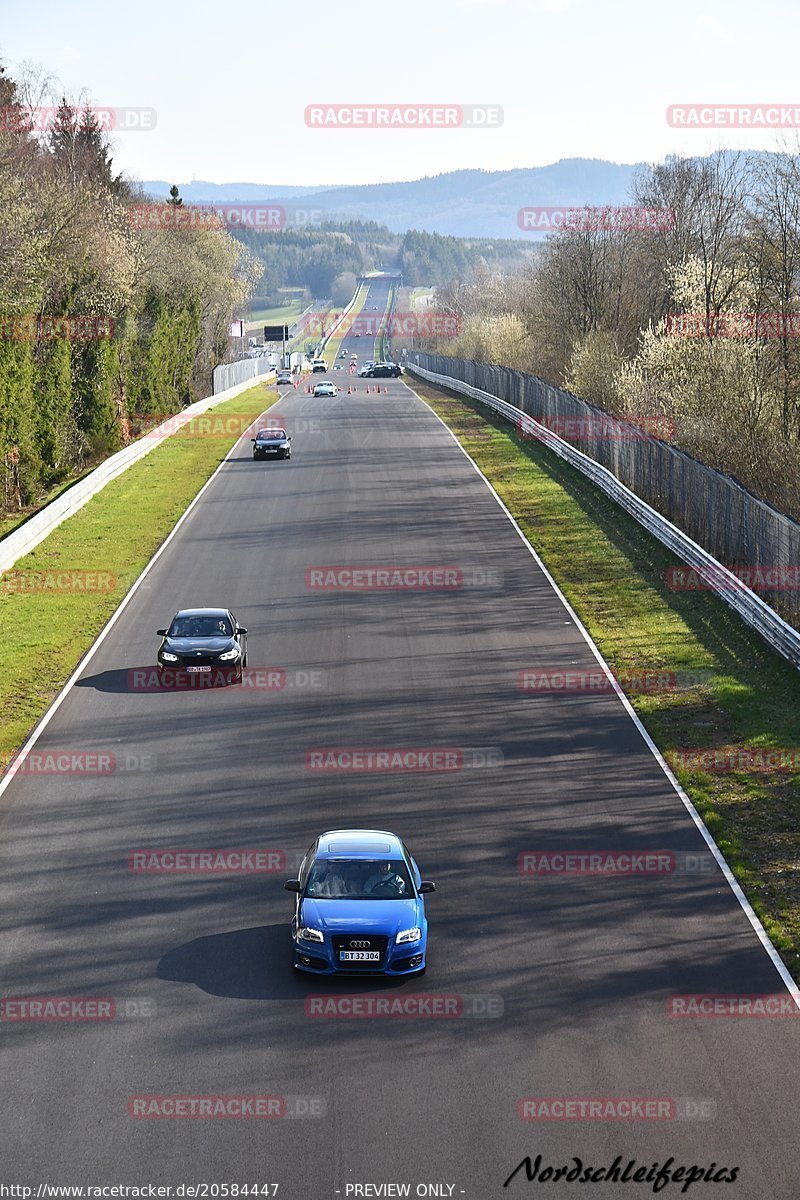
xmin=412 ymin=376 xmax=800 ymax=981
xmin=0 ymin=382 xmax=279 ymax=766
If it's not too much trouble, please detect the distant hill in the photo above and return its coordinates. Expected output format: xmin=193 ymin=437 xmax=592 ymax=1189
xmin=140 ymin=180 xmax=335 ymax=201
xmin=140 ymin=159 xmax=647 ymax=238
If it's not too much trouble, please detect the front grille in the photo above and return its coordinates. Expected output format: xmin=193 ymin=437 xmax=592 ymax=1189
xmin=179 ymin=654 xmax=217 ymax=667
xmin=331 ymin=933 xmax=389 ymax=968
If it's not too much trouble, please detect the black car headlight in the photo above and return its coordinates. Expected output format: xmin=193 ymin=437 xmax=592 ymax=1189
xmin=219 ymin=647 xmax=241 ymax=661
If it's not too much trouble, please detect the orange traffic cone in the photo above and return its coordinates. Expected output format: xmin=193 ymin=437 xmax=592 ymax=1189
xmin=348 ymin=385 xmax=352 ymax=394
xmin=366 ymin=385 xmax=370 ymax=394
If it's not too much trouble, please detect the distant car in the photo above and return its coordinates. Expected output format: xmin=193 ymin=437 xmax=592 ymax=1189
xmin=285 ymin=828 xmax=435 ymax=975
xmin=353 ymin=332 xmax=361 ymax=338
xmin=350 ymin=352 xmax=358 ymax=360
xmin=364 ymin=362 xmax=402 ymax=378
xmin=251 ymin=427 xmax=291 ymax=460
xmin=156 ymin=608 xmax=248 ymax=684
xmin=339 ymin=349 xmax=347 ymax=358
xmin=358 ymin=361 xmax=376 ymax=377
xmin=312 ymin=358 xmax=328 ymax=373
xmin=313 ymin=381 xmax=337 ymax=398
xmin=276 ymin=370 xmax=293 ymax=385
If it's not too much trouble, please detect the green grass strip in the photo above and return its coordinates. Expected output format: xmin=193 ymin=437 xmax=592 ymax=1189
xmin=0 ymin=383 xmax=279 ymax=764
xmin=414 ymin=377 xmax=800 ymax=980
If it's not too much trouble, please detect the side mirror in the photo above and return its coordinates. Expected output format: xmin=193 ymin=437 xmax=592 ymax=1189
xmin=287 ymin=435 xmax=292 ymax=441
xmin=419 ymin=880 xmax=436 ymax=894
xmin=236 ymin=627 xmax=248 ymax=635
xmin=284 ymin=879 xmax=301 ymax=893
xmin=156 ymin=628 xmax=167 ymax=637
xmin=250 ymin=438 xmax=256 ymax=442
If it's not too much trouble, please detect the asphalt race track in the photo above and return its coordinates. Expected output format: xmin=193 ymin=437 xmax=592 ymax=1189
xmin=1 ymin=281 xmax=798 ymax=1198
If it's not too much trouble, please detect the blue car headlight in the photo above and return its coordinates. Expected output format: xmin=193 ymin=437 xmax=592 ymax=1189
xmin=160 ymin=651 xmax=179 ymax=662
xmin=298 ymin=927 xmax=324 ymax=944
xmin=219 ymin=647 xmax=241 ymax=661
xmin=396 ymin=927 xmax=422 ymax=944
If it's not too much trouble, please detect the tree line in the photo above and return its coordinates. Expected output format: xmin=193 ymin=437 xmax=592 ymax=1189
xmin=433 ymin=151 xmax=800 ymax=519
xmin=0 ymin=62 xmax=259 ymax=516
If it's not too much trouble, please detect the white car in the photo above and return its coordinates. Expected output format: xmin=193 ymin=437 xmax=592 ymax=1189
xmin=313 ymin=381 xmax=337 ymax=398
xmin=312 ymin=358 xmax=328 ymax=373
xmin=358 ymin=361 xmax=376 ymax=377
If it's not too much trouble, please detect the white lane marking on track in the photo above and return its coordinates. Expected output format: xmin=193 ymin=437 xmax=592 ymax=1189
xmin=0 ymin=399 xmax=288 ymax=805
xmin=408 ymin=380 xmax=800 ymax=1009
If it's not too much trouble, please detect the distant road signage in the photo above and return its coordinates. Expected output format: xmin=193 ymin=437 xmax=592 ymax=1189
xmin=264 ymin=324 xmax=290 ymax=342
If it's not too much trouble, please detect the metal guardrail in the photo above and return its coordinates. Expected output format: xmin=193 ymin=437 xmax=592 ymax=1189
xmin=0 ymin=371 xmax=274 ymax=576
xmin=408 ymin=362 xmax=800 ymax=672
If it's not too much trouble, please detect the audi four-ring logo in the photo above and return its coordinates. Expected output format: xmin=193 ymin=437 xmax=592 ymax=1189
xmin=350 ymin=940 xmax=371 ymax=948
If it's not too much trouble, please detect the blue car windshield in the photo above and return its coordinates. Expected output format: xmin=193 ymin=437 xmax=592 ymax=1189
xmin=305 ymin=858 xmax=414 ymax=899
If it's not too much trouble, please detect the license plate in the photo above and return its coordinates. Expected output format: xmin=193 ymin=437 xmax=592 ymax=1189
xmin=186 ymin=665 xmax=212 ymax=673
xmin=339 ymin=951 xmax=380 ymax=962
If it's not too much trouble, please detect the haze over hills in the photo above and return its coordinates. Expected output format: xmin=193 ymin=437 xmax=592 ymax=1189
xmin=141 ymin=158 xmax=647 ymax=237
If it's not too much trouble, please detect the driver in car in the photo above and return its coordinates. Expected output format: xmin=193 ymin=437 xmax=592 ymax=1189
xmin=363 ymin=861 xmax=406 ymax=896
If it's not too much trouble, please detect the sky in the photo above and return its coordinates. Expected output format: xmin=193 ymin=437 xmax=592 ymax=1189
xmin=2 ymin=0 xmax=799 ymax=189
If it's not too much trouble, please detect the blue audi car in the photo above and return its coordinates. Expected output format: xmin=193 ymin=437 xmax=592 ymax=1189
xmin=285 ymin=829 xmax=435 ymax=975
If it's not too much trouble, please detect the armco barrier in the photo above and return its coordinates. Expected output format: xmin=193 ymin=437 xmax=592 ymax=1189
xmin=407 ymin=359 xmax=800 ymax=672
xmin=0 ymin=370 xmax=275 ymax=576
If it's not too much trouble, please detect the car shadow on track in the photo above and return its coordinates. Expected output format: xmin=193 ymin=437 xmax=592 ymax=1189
xmin=75 ymin=668 xmax=238 ymax=693
xmin=157 ymin=923 xmax=413 ymax=1001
